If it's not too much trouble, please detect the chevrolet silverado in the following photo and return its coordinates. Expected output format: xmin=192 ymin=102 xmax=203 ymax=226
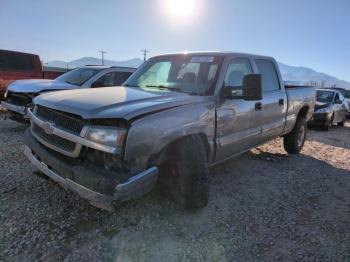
xmin=23 ymin=52 xmax=316 ymax=210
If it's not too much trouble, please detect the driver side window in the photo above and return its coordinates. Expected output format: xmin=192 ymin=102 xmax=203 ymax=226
xmin=224 ymin=58 xmax=253 ymax=96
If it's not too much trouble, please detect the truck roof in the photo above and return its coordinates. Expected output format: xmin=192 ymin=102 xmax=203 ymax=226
xmin=153 ymin=51 xmax=275 ymax=60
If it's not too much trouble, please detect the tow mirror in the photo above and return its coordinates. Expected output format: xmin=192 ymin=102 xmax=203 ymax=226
xmin=242 ymin=74 xmax=262 ymax=101
xmin=222 ymin=74 xmax=262 ymax=101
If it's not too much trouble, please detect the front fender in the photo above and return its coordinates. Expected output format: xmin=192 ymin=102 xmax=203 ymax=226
xmin=124 ymin=101 xmax=216 ymax=172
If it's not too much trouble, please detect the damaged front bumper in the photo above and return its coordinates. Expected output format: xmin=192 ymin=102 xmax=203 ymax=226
xmin=24 ymin=130 xmax=159 ymax=211
xmin=1 ymin=101 xmax=29 ymax=122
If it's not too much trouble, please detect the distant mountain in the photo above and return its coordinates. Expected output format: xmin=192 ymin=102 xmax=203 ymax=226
xmin=47 ymin=57 xmax=350 ymax=90
xmin=47 ymin=57 xmax=143 ymax=69
xmin=278 ymin=62 xmax=350 ymax=89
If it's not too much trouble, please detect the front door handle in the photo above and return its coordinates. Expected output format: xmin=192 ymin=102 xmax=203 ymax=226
xmin=255 ymin=102 xmax=263 ymax=111
xmin=279 ymin=99 xmax=284 ymax=105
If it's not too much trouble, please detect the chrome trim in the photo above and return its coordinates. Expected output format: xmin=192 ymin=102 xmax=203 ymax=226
xmin=27 ymin=109 xmax=121 ymax=156
xmin=24 ymin=145 xmax=159 ymax=210
xmin=1 ymin=101 xmax=26 ymax=116
xmin=24 ymin=145 xmax=113 ymax=204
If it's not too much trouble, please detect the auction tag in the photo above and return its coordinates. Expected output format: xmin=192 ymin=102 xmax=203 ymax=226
xmin=190 ymin=56 xmax=215 ymax=63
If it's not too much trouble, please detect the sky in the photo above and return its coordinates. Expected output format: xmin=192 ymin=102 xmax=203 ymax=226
xmin=1 ymin=0 xmax=349 ymax=81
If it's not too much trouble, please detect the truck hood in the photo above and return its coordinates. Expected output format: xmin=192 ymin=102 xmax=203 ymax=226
xmin=34 ymin=86 xmax=208 ymax=120
xmin=7 ymin=79 xmax=78 ymax=93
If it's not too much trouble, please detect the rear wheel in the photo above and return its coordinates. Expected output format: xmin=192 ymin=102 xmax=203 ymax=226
xmin=158 ymin=135 xmax=209 ymax=209
xmin=283 ymin=118 xmax=307 ymax=154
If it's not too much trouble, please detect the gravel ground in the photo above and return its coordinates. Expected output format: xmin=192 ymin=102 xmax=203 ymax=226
xmin=0 ymin=116 xmax=349 ymax=261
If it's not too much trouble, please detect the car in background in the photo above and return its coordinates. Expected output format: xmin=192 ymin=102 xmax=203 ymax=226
xmin=331 ymin=87 xmax=350 ymax=117
xmin=309 ymin=89 xmax=348 ymax=130
xmin=1 ymin=65 xmax=136 ymax=122
xmin=0 ymin=49 xmax=65 ymax=100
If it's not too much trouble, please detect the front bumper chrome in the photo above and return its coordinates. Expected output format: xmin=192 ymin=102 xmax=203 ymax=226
xmin=1 ymin=101 xmax=27 ymax=116
xmin=24 ymin=144 xmax=159 ymax=210
xmin=27 ymin=109 xmax=121 ymax=157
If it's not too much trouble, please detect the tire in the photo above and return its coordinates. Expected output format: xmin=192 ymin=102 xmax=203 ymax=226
xmin=323 ymin=114 xmax=334 ymax=131
xmin=338 ymin=117 xmax=346 ymax=127
xmin=283 ymin=118 xmax=307 ymax=154
xmin=158 ymin=135 xmax=209 ymax=209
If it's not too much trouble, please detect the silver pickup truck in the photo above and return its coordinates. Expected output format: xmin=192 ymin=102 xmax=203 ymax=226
xmin=23 ymin=52 xmax=315 ymax=210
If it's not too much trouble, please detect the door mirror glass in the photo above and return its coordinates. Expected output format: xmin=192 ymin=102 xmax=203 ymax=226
xmin=242 ymin=74 xmax=262 ymax=101
xmin=222 ymin=74 xmax=262 ymax=101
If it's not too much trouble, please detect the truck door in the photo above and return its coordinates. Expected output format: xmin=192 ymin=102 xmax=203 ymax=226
xmin=255 ymin=59 xmax=287 ymax=143
xmin=215 ymin=58 xmax=261 ymax=161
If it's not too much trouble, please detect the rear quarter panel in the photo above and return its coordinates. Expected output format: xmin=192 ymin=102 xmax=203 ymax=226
xmin=283 ymin=87 xmax=316 ymax=134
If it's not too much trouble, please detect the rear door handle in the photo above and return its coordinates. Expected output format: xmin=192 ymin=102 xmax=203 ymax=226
xmin=279 ymin=99 xmax=284 ymax=105
xmin=255 ymin=102 xmax=262 ymax=111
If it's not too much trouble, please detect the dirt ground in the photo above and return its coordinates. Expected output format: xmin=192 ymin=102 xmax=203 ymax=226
xmin=0 ymin=115 xmax=349 ymax=261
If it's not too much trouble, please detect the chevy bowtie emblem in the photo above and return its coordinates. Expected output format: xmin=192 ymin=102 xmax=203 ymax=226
xmin=42 ymin=121 xmax=55 ymax=135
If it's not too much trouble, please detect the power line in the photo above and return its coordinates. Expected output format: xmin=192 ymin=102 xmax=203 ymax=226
xmin=98 ymin=50 xmax=106 ymax=65
xmin=141 ymin=49 xmax=150 ymax=61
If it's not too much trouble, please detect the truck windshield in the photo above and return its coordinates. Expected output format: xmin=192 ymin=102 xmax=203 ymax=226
xmin=124 ymin=55 xmax=223 ymax=95
xmin=316 ymin=90 xmax=334 ymax=103
xmin=55 ymin=67 xmax=102 ymax=86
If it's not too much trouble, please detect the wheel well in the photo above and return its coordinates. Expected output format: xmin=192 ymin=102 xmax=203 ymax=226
xmin=298 ymin=106 xmax=309 ymax=119
xmin=148 ymin=134 xmax=210 ymax=167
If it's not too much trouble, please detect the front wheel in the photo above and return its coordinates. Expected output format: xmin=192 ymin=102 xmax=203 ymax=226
xmin=158 ymin=135 xmax=209 ymax=209
xmin=283 ymin=118 xmax=307 ymax=154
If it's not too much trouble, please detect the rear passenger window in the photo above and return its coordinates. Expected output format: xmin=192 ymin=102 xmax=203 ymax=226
xmin=256 ymin=59 xmax=280 ymax=92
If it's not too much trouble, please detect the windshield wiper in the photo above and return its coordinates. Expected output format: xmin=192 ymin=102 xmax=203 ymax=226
xmin=124 ymin=84 xmax=140 ymax=87
xmin=146 ymin=85 xmax=193 ymax=94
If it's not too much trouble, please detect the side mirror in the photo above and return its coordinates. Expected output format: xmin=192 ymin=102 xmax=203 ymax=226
xmin=242 ymin=74 xmax=262 ymax=101
xmin=222 ymin=74 xmax=262 ymax=101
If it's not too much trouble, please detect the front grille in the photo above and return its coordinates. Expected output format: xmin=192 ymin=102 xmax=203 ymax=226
xmin=7 ymin=92 xmax=31 ymax=106
xmin=32 ymin=124 xmax=76 ymax=152
xmin=35 ymin=105 xmax=85 ymax=134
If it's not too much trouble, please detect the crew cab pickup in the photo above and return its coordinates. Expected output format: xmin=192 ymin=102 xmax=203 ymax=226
xmin=23 ymin=52 xmax=316 ymax=210
xmin=1 ymin=65 xmax=136 ymax=122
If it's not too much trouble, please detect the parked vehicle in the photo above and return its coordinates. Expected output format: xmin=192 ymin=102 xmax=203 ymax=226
xmin=330 ymin=87 xmax=350 ymax=117
xmin=0 ymin=49 xmax=65 ymax=100
xmin=309 ymin=89 xmax=348 ymax=130
xmin=1 ymin=65 xmax=136 ymax=122
xmin=23 ymin=52 xmax=315 ymax=210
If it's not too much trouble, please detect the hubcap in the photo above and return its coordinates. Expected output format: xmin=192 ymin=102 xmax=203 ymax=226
xmin=297 ymin=125 xmax=305 ymax=147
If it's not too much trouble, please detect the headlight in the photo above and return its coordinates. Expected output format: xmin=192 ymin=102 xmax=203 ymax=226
xmin=315 ymin=107 xmax=332 ymax=113
xmin=86 ymin=126 xmax=127 ymax=147
xmin=4 ymin=90 xmax=8 ymax=99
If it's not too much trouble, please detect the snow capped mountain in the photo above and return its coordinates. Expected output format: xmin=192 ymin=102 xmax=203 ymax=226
xmin=47 ymin=57 xmax=144 ymax=69
xmin=47 ymin=57 xmax=350 ymax=90
xmin=278 ymin=62 xmax=350 ymax=89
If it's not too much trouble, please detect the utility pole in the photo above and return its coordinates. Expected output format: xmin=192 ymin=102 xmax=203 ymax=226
xmin=99 ymin=50 xmax=106 ymax=65
xmin=141 ymin=49 xmax=150 ymax=61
